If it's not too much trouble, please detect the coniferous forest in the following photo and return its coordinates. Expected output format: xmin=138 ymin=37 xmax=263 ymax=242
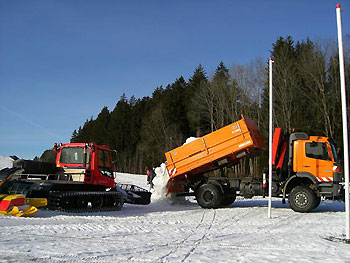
xmin=66 ymin=36 xmax=350 ymax=174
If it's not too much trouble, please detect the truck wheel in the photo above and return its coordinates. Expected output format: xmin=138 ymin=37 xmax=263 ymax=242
xmin=196 ymin=184 xmax=223 ymax=209
xmin=222 ymin=189 xmax=236 ymax=206
xmin=288 ymin=186 xmax=316 ymax=213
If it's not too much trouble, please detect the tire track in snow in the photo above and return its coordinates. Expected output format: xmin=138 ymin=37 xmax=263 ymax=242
xmin=0 ymin=249 xmax=153 ymax=263
xmin=2 ymin=202 xmax=343 ymax=262
xmin=1 ymin=210 xmax=209 ymax=262
xmin=180 ymin=209 xmax=217 ymax=262
xmin=218 ymin=207 xmax=256 ymax=232
xmin=155 ymin=210 xmax=206 ymax=261
xmin=156 ymin=209 xmax=216 ymax=262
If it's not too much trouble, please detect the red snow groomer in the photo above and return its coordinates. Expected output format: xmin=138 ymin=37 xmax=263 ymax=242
xmin=0 ymin=143 xmax=151 ymax=213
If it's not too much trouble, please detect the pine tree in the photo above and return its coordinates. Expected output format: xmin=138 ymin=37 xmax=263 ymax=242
xmin=71 ymin=129 xmax=79 ymax=142
xmin=213 ymin=61 xmax=230 ymax=83
xmin=188 ymin=65 xmax=209 ymax=135
xmin=269 ymin=36 xmax=299 ymax=132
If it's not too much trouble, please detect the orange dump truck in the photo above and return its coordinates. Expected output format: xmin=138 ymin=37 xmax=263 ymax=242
xmin=165 ymin=117 xmax=344 ymax=212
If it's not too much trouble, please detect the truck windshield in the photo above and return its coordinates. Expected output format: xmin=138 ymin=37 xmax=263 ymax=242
xmin=305 ymin=142 xmax=330 ymax=161
xmin=60 ymin=147 xmax=90 ymax=165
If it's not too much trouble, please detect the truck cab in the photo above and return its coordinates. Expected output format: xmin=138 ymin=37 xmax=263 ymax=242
xmin=292 ymin=136 xmax=338 ymax=181
xmin=276 ymin=131 xmax=344 ymax=212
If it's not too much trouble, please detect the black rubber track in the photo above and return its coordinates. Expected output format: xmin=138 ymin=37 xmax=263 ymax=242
xmin=47 ymin=191 xmax=124 ymax=213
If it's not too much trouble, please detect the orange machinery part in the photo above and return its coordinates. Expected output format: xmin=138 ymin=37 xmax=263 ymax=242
xmin=165 ymin=117 xmax=265 ymax=193
xmin=272 ymin=127 xmax=283 ymax=166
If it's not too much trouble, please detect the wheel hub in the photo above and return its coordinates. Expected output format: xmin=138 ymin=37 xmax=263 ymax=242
xmin=203 ymin=190 xmax=214 ymax=202
xmin=295 ymin=192 xmax=308 ymax=208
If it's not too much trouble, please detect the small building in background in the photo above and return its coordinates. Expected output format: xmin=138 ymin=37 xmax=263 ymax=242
xmin=0 ymin=155 xmax=19 ymax=170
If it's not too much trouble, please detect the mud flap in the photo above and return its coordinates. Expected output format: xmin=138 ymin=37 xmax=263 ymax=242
xmin=166 ymin=179 xmax=185 ymax=195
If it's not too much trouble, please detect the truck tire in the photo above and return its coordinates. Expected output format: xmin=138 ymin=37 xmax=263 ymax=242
xmin=222 ymin=189 xmax=236 ymax=206
xmin=313 ymin=196 xmax=321 ymax=209
xmin=288 ymin=186 xmax=316 ymax=213
xmin=196 ymin=184 xmax=223 ymax=209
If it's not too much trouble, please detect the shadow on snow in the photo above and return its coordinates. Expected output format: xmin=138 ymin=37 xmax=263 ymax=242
xmin=33 ymin=196 xmax=345 ymax=218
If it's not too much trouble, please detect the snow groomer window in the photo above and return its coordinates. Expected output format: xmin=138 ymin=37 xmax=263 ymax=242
xmin=60 ymin=147 xmax=90 ymax=164
xmin=97 ymin=149 xmax=113 ymax=177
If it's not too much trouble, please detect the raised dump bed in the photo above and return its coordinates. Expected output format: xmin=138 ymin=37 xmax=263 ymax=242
xmin=165 ymin=117 xmax=265 ymax=193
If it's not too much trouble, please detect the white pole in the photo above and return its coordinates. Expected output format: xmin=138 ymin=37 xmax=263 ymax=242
xmin=268 ymin=57 xmax=273 ymax=219
xmin=336 ymin=4 xmax=350 ymax=241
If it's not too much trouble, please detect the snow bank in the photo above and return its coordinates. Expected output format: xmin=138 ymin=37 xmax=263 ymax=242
xmin=0 ymin=155 xmax=14 ymax=170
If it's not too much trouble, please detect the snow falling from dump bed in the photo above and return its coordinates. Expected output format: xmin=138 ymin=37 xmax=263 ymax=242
xmin=150 ymin=163 xmax=189 ymax=205
xmin=150 ymin=163 xmax=169 ymax=202
xmin=150 ymin=137 xmax=199 ymax=204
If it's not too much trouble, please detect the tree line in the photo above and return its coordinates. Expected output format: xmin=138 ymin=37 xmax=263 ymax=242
xmin=62 ymin=36 xmax=349 ymax=175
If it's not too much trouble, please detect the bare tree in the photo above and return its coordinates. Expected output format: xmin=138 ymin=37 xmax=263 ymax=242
xmin=230 ymin=57 xmax=266 ymax=127
xmin=140 ymin=104 xmax=184 ymax=166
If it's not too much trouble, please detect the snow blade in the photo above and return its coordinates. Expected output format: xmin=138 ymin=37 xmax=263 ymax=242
xmin=0 ymin=205 xmax=38 ymax=217
xmin=116 ymin=184 xmax=151 ymax=205
xmin=0 ymin=194 xmax=47 ymax=217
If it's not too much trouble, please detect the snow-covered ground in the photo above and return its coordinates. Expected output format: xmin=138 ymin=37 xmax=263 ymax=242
xmin=0 ymin=172 xmax=349 ymax=262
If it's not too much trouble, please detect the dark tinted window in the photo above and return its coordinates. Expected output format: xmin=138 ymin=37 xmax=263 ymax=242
xmin=98 ymin=149 xmax=111 ymax=169
xmin=305 ymin=142 xmax=329 ymax=161
xmin=98 ymin=149 xmax=113 ymax=178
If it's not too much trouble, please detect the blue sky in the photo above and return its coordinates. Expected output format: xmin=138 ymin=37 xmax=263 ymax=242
xmin=0 ymin=0 xmax=349 ymax=159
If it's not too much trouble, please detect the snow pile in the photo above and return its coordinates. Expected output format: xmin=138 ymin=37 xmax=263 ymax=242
xmin=184 ymin=137 xmax=198 ymax=145
xmin=0 ymin=155 xmax=14 ymax=170
xmin=151 ymin=163 xmax=189 ymax=205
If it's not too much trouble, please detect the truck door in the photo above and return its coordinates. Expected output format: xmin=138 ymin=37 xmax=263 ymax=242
xmin=302 ymin=141 xmax=333 ymax=180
